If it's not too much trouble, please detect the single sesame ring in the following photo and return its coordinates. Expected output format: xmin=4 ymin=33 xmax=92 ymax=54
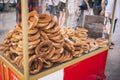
xmin=35 ymin=40 xmax=53 ymax=57
xmin=29 ymin=55 xmax=43 ymax=75
xmin=44 ymin=23 xmax=60 ymax=34
xmin=28 ymin=32 xmax=40 ymax=42
xmin=43 ymin=18 xmax=56 ymax=29
xmin=39 ymin=14 xmax=52 ymax=23
xmin=28 ymin=10 xmax=39 ymax=28
xmin=28 ymin=28 xmax=38 ymax=35
xmin=42 ymin=59 xmax=53 ymax=68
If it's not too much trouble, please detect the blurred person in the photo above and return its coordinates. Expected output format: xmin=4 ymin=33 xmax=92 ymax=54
xmin=83 ymin=0 xmax=94 ymax=11
xmin=48 ymin=0 xmax=59 ymax=21
xmin=48 ymin=0 xmax=54 ymax=16
xmin=66 ymin=0 xmax=78 ymax=28
xmin=78 ymin=0 xmax=94 ymax=27
xmin=105 ymin=0 xmax=120 ymax=49
xmin=105 ymin=0 xmax=120 ymax=32
xmin=58 ymin=0 xmax=66 ymax=27
xmin=16 ymin=0 xmax=45 ymax=24
xmin=84 ymin=0 xmax=105 ymax=16
xmin=39 ymin=0 xmax=46 ymax=14
xmin=79 ymin=0 xmax=86 ymax=15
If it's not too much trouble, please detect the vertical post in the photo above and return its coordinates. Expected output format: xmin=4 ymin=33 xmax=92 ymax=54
xmin=21 ymin=0 xmax=29 ymax=80
xmin=108 ymin=0 xmax=117 ymax=47
xmin=64 ymin=0 xmax=68 ymax=26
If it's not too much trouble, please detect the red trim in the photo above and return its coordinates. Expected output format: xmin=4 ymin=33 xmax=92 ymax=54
xmin=9 ymin=69 xmax=21 ymax=80
xmin=3 ymin=63 xmax=8 ymax=80
xmin=0 ymin=62 xmax=2 ymax=80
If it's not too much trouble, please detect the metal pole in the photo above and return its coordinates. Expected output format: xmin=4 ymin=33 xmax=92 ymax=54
xmin=108 ymin=0 xmax=117 ymax=47
xmin=21 ymin=0 xmax=29 ymax=80
xmin=64 ymin=0 xmax=68 ymax=26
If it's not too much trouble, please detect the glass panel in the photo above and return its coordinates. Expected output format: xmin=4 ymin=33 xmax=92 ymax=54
xmin=0 ymin=0 xmax=109 ymax=76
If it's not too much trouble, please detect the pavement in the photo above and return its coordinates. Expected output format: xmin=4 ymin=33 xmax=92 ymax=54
xmin=0 ymin=9 xmax=120 ymax=80
xmin=105 ymin=20 xmax=120 ymax=80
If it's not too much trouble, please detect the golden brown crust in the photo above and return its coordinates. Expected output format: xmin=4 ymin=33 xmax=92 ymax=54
xmin=28 ymin=32 xmax=40 ymax=42
xmin=3 ymin=51 xmax=19 ymax=64
xmin=5 ymin=29 xmax=15 ymax=39
xmin=76 ymin=27 xmax=88 ymax=32
xmin=49 ymin=54 xmax=61 ymax=62
xmin=0 ymin=42 xmax=5 ymax=51
xmin=29 ymin=55 xmax=43 ymax=74
xmin=50 ymin=34 xmax=64 ymax=43
xmin=13 ymin=56 xmax=23 ymax=66
xmin=43 ymin=18 xmax=56 ymax=29
xmin=28 ymin=28 xmax=38 ymax=35
xmin=52 ymin=41 xmax=64 ymax=49
xmin=35 ymin=40 xmax=53 ymax=57
xmin=55 ymin=47 xmax=64 ymax=54
xmin=66 ymin=28 xmax=75 ymax=38
xmin=12 ymin=31 xmax=22 ymax=40
xmin=73 ymin=47 xmax=83 ymax=57
xmin=57 ymin=50 xmax=73 ymax=63
xmin=37 ymin=22 xmax=49 ymax=28
xmin=64 ymin=38 xmax=75 ymax=51
xmin=81 ymin=44 xmax=89 ymax=53
xmin=15 ymin=24 xmax=22 ymax=32
xmin=44 ymin=23 xmax=60 ymax=34
xmin=47 ymin=30 xmax=60 ymax=38
xmin=29 ymin=39 xmax=40 ymax=46
xmin=10 ymin=46 xmax=35 ymax=55
xmin=28 ymin=10 xmax=39 ymax=29
xmin=75 ymin=33 xmax=88 ymax=38
xmin=74 ymin=51 xmax=83 ymax=57
xmin=64 ymin=50 xmax=73 ymax=61
xmin=18 ymin=39 xmax=40 ymax=49
xmin=44 ymin=47 xmax=55 ymax=60
xmin=96 ymin=38 xmax=108 ymax=47
xmin=40 ymin=31 xmax=49 ymax=41
xmin=39 ymin=14 xmax=52 ymax=23
xmin=87 ymin=38 xmax=99 ymax=51
xmin=16 ymin=44 xmax=37 ymax=51
xmin=96 ymin=38 xmax=108 ymax=43
xmin=42 ymin=59 xmax=53 ymax=68
xmin=10 ymin=37 xmax=19 ymax=42
xmin=56 ymin=54 xmax=65 ymax=63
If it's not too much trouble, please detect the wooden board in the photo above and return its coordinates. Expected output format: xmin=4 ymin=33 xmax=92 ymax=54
xmin=84 ymin=15 xmax=104 ymax=38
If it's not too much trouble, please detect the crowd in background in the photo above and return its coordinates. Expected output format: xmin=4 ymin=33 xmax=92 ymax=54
xmin=16 ymin=0 xmax=120 ymax=36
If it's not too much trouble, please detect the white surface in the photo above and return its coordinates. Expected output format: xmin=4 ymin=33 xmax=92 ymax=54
xmin=38 ymin=69 xmax=64 ymax=80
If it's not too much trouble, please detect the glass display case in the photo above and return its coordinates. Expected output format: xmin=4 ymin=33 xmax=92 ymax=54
xmin=0 ymin=0 xmax=117 ymax=80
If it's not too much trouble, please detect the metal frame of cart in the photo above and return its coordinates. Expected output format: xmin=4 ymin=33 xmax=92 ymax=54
xmin=0 ymin=0 xmax=117 ymax=80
